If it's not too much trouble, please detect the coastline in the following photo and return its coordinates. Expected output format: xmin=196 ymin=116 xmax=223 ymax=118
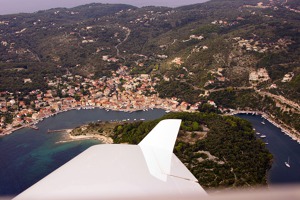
xmin=1 ymin=104 xmax=177 ymax=137
xmin=68 ymin=133 xmax=113 ymax=144
xmin=50 ymin=127 xmax=114 ymax=144
xmin=2 ymin=106 xmax=300 ymax=146
xmin=0 ymin=106 xmax=145 ymax=136
xmin=226 ymin=110 xmax=300 ymax=144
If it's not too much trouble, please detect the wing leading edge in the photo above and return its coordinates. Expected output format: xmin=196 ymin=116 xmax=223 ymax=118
xmin=14 ymin=119 xmax=206 ymax=200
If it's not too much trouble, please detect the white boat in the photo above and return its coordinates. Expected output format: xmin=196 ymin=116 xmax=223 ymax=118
xmin=165 ymin=110 xmax=171 ymax=113
xmin=261 ymin=121 xmax=265 ymax=125
xmin=260 ymin=135 xmax=266 ymax=138
xmin=285 ymin=157 xmax=291 ymax=168
xmin=265 ymin=140 xmax=269 ymax=145
xmin=256 ymin=132 xmax=260 ymax=135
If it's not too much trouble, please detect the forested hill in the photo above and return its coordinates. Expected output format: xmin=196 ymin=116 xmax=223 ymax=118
xmin=113 ymin=112 xmax=273 ymax=189
xmin=0 ymin=0 xmax=299 ymax=131
xmin=0 ymin=0 xmax=299 ymax=94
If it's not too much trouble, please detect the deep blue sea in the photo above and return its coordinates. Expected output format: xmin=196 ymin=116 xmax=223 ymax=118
xmin=0 ymin=110 xmax=300 ymax=197
xmin=236 ymin=114 xmax=300 ymax=185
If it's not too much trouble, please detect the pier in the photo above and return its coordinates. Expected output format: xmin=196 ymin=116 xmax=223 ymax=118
xmin=28 ymin=125 xmax=39 ymax=130
xmin=47 ymin=129 xmax=71 ymax=133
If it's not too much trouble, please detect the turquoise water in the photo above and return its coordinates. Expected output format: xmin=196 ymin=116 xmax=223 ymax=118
xmin=1 ymin=110 xmax=300 ymax=196
xmin=0 ymin=108 xmax=166 ymax=196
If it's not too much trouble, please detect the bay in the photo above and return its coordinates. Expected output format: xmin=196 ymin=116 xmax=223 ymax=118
xmin=1 ymin=110 xmax=300 ymax=197
xmin=0 ymin=108 xmax=166 ymax=196
xmin=236 ymin=114 xmax=300 ymax=185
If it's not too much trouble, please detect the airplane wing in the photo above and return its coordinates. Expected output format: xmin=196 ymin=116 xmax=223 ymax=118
xmin=14 ymin=119 xmax=206 ymax=200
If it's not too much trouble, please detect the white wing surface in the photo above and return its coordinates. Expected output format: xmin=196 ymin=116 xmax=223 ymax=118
xmin=14 ymin=119 xmax=206 ymax=200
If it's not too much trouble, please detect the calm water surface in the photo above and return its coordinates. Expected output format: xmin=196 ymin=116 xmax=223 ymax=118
xmin=236 ymin=114 xmax=300 ymax=185
xmin=0 ymin=108 xmax=166 ymax=196
xmin=1 ymin=110 xmax=300 ymax=196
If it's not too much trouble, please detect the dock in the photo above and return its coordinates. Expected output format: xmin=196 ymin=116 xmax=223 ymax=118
xmin=28 ymin=125 xmax=39 ymax=130
xmin=47 ymin=129 xmax=71 ymax=133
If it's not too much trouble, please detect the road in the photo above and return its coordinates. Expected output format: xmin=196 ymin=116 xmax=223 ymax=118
xmin=115 ymin=26 xmax=131 ymax=57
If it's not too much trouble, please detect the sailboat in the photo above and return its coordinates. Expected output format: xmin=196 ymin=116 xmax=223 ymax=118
xmin=285 ymin=157 xmax=290 ymax=168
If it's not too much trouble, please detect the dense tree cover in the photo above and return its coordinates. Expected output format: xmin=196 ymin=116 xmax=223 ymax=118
xmin=0 ymin=65 xmax=65 ymax=93
xmin=0 ymin=0 xmax=299 ymax=97
xmin=113 ymin=112 xmax=272 ymax=189
xmin=280 ymin=74 xmax=300 ymax=104
xmin=209 ymin=89 xmax=300 ymax=132
xmin=156 ymin=80 xmax=203 ymax=104
xmin=0 ymin=0 xmax=298 ymax=139
xmin=209 ymin=89 xmax=263 ymax=109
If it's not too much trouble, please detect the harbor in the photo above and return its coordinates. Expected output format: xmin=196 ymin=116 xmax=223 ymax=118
xmin=0 ymin=109 xmax=300 ymax=196
xmin=227 ymin=110 xmax=300 ymax=144
xmin=236 ymin=113 xmax=300 ymax=185
xmin=0 ymin=108 xmax=166 ymax=196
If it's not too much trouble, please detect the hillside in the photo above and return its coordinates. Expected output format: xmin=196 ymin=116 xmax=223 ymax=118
xmin=70 ymin=112 xmax=273 ymax=189
xmin=0 ymin=0 xmax=299 ymax=133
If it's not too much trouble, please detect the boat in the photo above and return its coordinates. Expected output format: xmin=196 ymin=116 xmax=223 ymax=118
xmin=265 ymin=140 xmax=269 ymax=145
xmin=31 ymin=125 xmax=39 ymax=130
xmin=256 ymin=132 xmax=260 ymax=135
xmin=165 ymin=110 xmax=171 ymax=113
xmin=260 ymin=135 xmax=266 ymax=138
xmin=285 ymin=157 xmax=291 ymax=168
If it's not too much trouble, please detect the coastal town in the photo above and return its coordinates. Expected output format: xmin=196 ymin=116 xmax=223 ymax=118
xmin=0 ymin=66 xmax=201 ymax=135
xmin=0 ymin=0 xmax=298 ymax=144
xmin=1 ymin=66 xmax=300 ymax=146
xmin=1 ymin=63 xmax=300 ymax=145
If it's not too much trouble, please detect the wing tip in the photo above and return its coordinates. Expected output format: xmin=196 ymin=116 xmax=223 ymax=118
xmin=139 ymin=119 xmax=182 ymax=147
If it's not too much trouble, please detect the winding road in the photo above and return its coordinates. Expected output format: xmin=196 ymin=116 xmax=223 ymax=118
xmin=115 ymin=26 xmax=131 ymax=57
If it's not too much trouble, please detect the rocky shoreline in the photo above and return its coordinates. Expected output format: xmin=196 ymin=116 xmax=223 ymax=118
xmin=226 ymin=110 xmax=300 ymax=144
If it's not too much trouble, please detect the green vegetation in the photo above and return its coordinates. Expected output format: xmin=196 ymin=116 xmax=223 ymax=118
xmin=0 ymin=0 xmax=298 ymax=159
xmin=0 ymin=64 xmax=64 ymax=93
xmin=209 ymin=89 xmax=300 ymax=132
xmin=156 ymin=81 xmax=203 ymax=104
xmin=113 ymin=112 xmax=272 ymax=189
xmin=70 ymin=121 xmax=118 ymax=137
xmin=0 ymin=0 xmax=299 ymax=105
